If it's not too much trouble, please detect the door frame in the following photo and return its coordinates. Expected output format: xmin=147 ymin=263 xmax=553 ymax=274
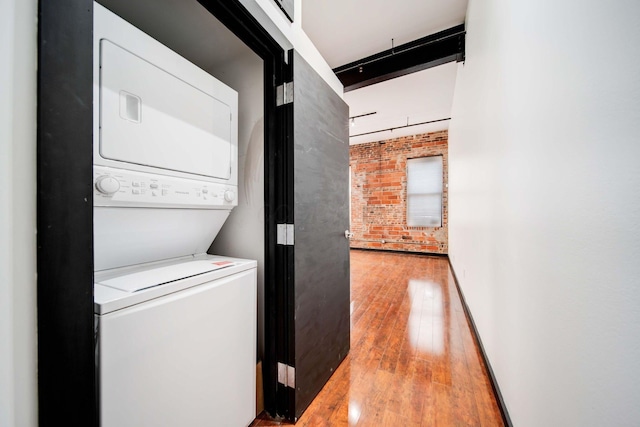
xmin=37 ymin=0 xmax=286 ymax=424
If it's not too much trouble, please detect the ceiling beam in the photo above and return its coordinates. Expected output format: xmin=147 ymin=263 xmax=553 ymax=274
xmin=333 ymin=24 xmax=465 ymax=92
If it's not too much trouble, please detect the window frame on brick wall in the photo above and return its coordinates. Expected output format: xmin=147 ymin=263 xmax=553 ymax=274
xmin=406 ymin=155 xmax=443 ymax=227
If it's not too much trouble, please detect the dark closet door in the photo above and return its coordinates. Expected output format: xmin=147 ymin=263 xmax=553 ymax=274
xmin=283 ymin=50 xmax=351 ymax=420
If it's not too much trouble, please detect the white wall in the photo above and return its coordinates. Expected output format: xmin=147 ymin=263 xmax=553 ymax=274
xmin=0 ymin=0 xmax=38 ymax=426
xmin=448 ymin=0 xmax=640 ymax=426
xmin=209 ymin=51 xmax=266 ymax=361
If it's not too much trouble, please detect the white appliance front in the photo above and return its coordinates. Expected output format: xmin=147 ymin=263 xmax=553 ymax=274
xmin=93 ymin=3 xmax=240 ymax=271
xmin=92 ymin=165 xmax=238 ymax=271
xmin=94 ymin=2 xmax=238 ymax=186
xmin=92 ymin=6 xmax=257 ymax=427
xmin=100 ymin=39 xmax=232 ymax=180
xmin=95 ymin=257 xmax=257 ymax=427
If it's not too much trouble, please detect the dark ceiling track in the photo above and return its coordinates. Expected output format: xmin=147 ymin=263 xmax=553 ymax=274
xmin=349 ymin=111 xmax=377 ymax=120
xmin=334 ymin=24 xmax=465 ymax=92
xmin=271 ymin=0 xmax=294 ymax=23
xmin=350 ymin=117 xmax=450 ymax=138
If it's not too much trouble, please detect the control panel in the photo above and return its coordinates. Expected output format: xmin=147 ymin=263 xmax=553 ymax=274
xmin=93 ymin=166 xmax=237 ymax=209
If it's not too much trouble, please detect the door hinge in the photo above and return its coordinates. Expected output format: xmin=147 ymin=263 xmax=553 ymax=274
xmin=276 ymin=82 xmax=294 ymax=106
xmin=277 ymin=362 xmax=295 ymax=389
xmin=277 ymin=223 xmax=294 ymax=245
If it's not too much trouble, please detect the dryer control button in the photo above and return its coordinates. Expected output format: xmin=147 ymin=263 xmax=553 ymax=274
xmin=95 ymin=175 xmax=120 ymax=195
xmin=224 ymin=190 xmax=235 ymax=202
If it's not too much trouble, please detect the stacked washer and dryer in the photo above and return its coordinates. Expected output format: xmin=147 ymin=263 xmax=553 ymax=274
xmin=93 ymin=3 xmax=257 ymax=426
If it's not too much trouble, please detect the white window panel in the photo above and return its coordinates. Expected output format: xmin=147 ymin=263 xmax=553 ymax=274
xmin=407 ymin=156 xmax=443 ymax=227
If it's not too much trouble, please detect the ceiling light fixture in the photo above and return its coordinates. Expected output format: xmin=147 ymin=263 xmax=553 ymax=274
xmin=348 ymin=112 xmax=377 ymax=129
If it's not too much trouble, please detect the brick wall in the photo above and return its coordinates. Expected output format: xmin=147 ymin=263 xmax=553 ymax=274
xmin=350 ymin=130 xmax=448 ymax=254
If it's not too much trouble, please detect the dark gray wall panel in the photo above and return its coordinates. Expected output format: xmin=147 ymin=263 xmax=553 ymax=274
xmin=292 ymin=51 xmax=350 ymax=418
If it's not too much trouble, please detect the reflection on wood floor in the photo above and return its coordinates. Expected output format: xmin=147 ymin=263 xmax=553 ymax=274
xmin=251 ymin=249 xmax=504 ymax=426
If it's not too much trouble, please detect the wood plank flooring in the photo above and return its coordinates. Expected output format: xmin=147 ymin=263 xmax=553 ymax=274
xmin=251 ymin=250 xmax=503 ymax=426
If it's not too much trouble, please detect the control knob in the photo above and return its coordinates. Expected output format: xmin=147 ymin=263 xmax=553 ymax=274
xmin=95 ymin=175 xmax=120 ymax=195
xmin=224 ymin=190 xmax=236 ymax=202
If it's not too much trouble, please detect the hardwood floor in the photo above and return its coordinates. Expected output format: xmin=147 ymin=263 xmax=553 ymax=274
xmin=251 ymin=250 xmax=503 ymax=426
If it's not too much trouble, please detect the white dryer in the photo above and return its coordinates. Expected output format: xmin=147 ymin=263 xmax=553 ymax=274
xmin=93 ymin=4 xmax=256 ymax=426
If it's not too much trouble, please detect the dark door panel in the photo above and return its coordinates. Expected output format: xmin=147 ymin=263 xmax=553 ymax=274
xmin=291 ymin=51 xmax=350 ymax=419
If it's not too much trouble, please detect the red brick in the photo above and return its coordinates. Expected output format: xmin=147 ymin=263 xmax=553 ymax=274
xmin=349 ymin=130 xmax=448 ymax=255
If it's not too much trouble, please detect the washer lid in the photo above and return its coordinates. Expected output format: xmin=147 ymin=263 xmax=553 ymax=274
xmin=97 ymin=259 xmax=237 ymax=293
xmin=94 ymin=255 xmax=257 ymax=314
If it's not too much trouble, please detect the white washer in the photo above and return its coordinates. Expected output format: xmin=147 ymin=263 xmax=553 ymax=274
xmin=95 ymin=255 xmax=256 ymax=427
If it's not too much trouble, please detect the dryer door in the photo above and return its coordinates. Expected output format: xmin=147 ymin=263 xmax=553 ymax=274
xmin=99 ymin=39 xmax=233 ymax=180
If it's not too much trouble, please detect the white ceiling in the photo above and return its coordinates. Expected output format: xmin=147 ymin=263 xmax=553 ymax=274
xmin=346 ymin=62 xmax=458 ymax=145
xmin=302 ymin=0 xmax=468 ymax=69
xmin=302 ymin=0 xmax=468 ymax=144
